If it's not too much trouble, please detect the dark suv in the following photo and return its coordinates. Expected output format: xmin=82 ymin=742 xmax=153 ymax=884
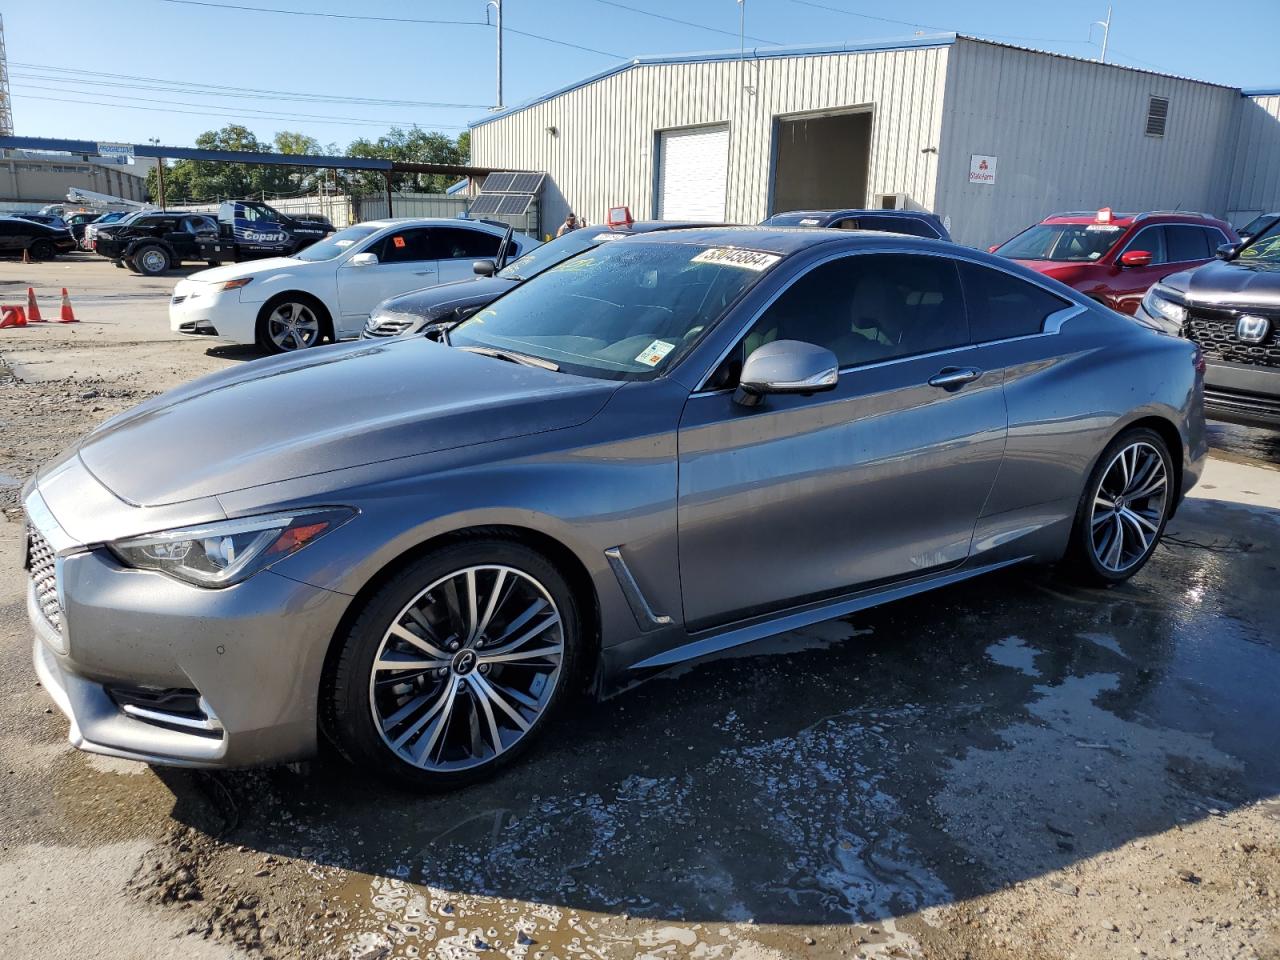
xmin=93 ymin=212 xmax=219 ymax=275
xmin=761 ymin=208 xmax=951 ymax=240
xmin=1138 ymin=220 xmax=1280 ymax=428
xmin=0 ymin=217 xmax=77 ymax=260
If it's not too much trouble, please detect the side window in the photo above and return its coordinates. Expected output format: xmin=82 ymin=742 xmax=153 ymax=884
xmin=1122 ymin=226 xmax=1167 ymax=264
xmin=1203 ymin=227 xmax=1228 ymax=253
xmin=374 ymin=228 xmax=434 ymax=263
xmin=1165 ymin=225 xmax=1211 ymax=263
xmin=431 ymin=227 xmax=502 ymax=260
xmin=959 ymin=262 xmax=1071 ymax=342
xmin=833 ymin=218 xmax=860 ymax=230
xmin=727 ymin=254 xmax=968 ymax=380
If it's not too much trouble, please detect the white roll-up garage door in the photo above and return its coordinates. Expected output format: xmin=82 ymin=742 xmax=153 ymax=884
xmin=657 ymin=124 xmax=729 ymax=221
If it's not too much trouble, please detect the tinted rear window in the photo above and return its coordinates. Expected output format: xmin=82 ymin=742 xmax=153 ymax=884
xmin=960 ymin=262 xmax=1071 ymax=341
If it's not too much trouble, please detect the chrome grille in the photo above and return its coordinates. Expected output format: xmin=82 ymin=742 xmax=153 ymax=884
xmin=25 ymin=523 xmax=61 ymax=630
xmin=1184 ymin=307 xmax=1280 ymax=368
xmin=363 ymin=316 xmax=414 ymax=338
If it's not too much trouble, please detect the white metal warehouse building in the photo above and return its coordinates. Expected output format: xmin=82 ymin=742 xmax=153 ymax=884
xmin=469 ymin=34 xmax=1280 ymax=247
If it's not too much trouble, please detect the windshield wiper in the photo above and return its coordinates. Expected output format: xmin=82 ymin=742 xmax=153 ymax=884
xmin=458 ymin=346 xmax=559 ymax=371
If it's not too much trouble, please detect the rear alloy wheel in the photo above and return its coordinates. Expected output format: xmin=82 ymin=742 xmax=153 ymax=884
xmin=133 ymin=245 xmax=171 ymax=275
xmin=327 ymin=541 xmax=580 ymax=790
xmin=260 ymin=299 xmax=323 ymax=353
xmin=1066 ymin=428 xmax=1173 ymax=585
xmin=29 ymin=239 xmax=54 ymax=260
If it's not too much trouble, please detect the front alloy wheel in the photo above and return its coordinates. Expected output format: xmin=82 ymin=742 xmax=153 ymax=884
xmin=263 ymin=301 xmax=321 ymax=352
xmin=327 ymin=541 xmax=580 ymax=789
xmin=369 ymin=565 xmax=564 ymax=772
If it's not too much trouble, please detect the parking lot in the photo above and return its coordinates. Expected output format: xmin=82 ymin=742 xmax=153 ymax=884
xmin=2 ymin=253 xmax=1279 ymax=960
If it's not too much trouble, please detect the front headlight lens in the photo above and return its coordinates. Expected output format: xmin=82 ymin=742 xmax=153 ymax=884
xmin=1141 ymin=287 xmax=1187 ymax=326
xmin=110 ymin=508 xmax=354 ymax=587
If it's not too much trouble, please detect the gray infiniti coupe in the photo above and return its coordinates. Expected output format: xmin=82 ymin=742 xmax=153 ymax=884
xmin=23 ymin=227 xmax=1207 ymax=789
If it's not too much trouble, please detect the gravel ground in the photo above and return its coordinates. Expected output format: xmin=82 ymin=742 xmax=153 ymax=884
xmin=1 ymin=255 xmax=1278 ymax=960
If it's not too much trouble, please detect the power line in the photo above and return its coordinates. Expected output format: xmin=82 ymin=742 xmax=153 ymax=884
xmin=583 ymin=0 xmax=779 ymax=45
xmin=15 ymin=92 xmax=467 ymax=129
xmin=788 ymin=0 xmax=1094 ymax=46
xmin=9 ymin=67 xmax=487 ymax=109
xmin=151 ymin=0 xmax=626 ymax=58
xmin=154 ymin=0 xmax=481 ymax=26
xmin=11 ymin=83 xmax=460 ymax=127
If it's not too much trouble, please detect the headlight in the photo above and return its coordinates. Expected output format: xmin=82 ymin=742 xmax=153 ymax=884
xmin=1141 ymin=287 xmax=1187 ymax=326
xmin=110 ymin=508 xmax=354 ymax=587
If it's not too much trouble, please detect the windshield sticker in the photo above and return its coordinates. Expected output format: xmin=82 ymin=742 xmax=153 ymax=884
xmin=1085 ymin=224 xmax=1122 ymax=232
xmin=334 ymin=239 xmax=358 ymax=248
xmin=691 ymin=247 xmax=782 ymax=271
xmin=592 ymin=232 xmax=623 ymax=241
xmin=635 ymin=339 xmax=676 ymax=367
xmin=799 ymin=218 xmax=822 ymax=226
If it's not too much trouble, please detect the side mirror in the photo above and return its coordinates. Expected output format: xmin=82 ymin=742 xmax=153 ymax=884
xmin=734 ymin=340 xmax=839 ymax=407
xmin=1119 ymin=250 xmax=1153 ymax=268
xmin=350 ymin=252 xmax=379 ymax=267
xmin=473 ymin=259 xmax=497 ymax=276
xmin=1216 ymin=242 xmax=1243 ymax=261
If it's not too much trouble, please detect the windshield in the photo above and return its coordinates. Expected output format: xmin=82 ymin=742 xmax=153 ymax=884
xmin=451 ymin=241 xmax=780 ymax=380
xmin=292 ymin=224 xmax=380 ymax=262
xmin=761 ymin=212 xmax=830 ymax=226
xmin=1238 ymin=221 xmax=1280 ymax=263
xmin=996 ymin=223 xmax=1124 ymax=262
xmin=496 ymin=228 xmax=619 ymax=280
xmin=1238 ymin=213 xmax=1278 ymax=238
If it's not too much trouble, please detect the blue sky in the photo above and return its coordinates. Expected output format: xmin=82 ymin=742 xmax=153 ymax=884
xmin=6 ymin=0 xmax=1280 ymax=151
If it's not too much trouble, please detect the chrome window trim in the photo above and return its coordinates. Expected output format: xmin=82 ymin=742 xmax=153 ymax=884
xmin=691 ymin=245 xmax=1086 ymax=394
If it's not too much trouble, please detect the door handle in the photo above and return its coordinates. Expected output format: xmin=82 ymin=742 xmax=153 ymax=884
xmin=413 ymin=270 xmax=434 ymax=276
xmin=928 ymin=367 xmax=982 ymax=390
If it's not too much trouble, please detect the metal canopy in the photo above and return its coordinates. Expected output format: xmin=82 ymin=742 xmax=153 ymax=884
xmin=0 ymin=136 xmax=524 ymax=177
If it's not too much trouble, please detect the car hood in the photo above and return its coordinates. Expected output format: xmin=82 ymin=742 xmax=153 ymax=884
xmin=69 ymin=338 xmax=619 ymax=506
xmin=1163 ymin=258 xmax=1280 ymax=307
xmin=185 ymin=257 xmax=301 ymax=284
xmin=378 ymin=276 xmax=517 ymax=320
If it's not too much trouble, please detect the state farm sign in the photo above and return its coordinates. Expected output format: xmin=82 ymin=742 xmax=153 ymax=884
xmin=969 ymin=154 xmax=997 ymax=185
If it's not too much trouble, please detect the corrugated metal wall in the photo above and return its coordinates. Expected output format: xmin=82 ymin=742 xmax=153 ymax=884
xmin=1225 ymin=94 xmax=1280 ymax=225
xmin=936 ymin=39 xmax=1240 ymax=248
xmin=471 ymin=45 xmax=951 ymax=232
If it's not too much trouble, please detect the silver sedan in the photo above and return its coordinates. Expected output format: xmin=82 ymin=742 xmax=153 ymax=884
xmin=23 ymin=227 xmax=1206 ymax=790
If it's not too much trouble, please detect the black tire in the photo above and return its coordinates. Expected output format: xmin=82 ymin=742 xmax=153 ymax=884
xmin=113 ymin=259 xmax=126 ymax=269
xmin=324 ymin=539 xmax=583 ymax=791
xmin=132 ymin=244 xmax=171 ymax=276
xmin=206 ymin=260 xmax=222 ymax=267
xmin=29 ymin=239 xmax=54 ymax=260
xmin=1062 ymin=427 xmax=1175 ymax=586
xmin=124 ymin=256 xmax=142 ymax=274
xmin=254 ymin=293 xmax=331 ymax=354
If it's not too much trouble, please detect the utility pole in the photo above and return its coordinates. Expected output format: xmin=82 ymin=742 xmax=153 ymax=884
xmin=487 ymin=0 xmax=504 ymax=109
xmin=1092 ymin=3 xmax=1112 ymax=64
xmin=148 ymin=137 xmax=166 ymax=209
xmin=0 ymin=15 xmax=14 ymax=136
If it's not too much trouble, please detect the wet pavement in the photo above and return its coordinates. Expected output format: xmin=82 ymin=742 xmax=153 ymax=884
xmin=1 ymin=257 xmax=1278 ymax=959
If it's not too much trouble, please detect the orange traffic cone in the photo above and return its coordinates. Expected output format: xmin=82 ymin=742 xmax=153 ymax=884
xmin=0 ymin=305 xmax=27 ymax=328
xmin=21 ymin=248 xmax=31 ymax=265
xmin=58 ymin=288 xmax=78 ymax=323
xmin=26 ymin=287 xmax=45 ymax=322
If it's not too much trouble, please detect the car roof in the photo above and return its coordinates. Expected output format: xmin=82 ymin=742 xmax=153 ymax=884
xmin=358 ymin=217 xmax=508 ymax=232
xmin=613 ymin=224 xmax=871 ymax=255
xmin=1042 ymin=210 xmax=1225 ymax=227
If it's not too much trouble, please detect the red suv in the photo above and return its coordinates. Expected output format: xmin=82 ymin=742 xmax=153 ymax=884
xmin=992 ymin=208 xmax=1237 ymax=314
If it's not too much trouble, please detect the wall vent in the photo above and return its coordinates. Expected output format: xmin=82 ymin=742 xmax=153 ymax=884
xmin=1145 ymin=96 xmax=1169 ymax=137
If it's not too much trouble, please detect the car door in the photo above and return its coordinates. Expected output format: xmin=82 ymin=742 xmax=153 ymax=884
xmin=0 ymin=220 xmax=21 ymax=254
xmin=335 ymin=227 xmax=439 ymax=329
xmin=954 ymin=260 xmax=1090 ymax=536
xmin=676 ymin=251 xmax=1008 ymax=629
xmin=1107 ymin=225 xmax=1170 ymax=314
xmin=430 ymin=226 xmax=503 ymax=283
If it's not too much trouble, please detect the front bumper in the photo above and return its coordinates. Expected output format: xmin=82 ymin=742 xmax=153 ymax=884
xmin=1202 ymin=359 xmax=1280 ymax=428
xmin=25 ymin=511 xmax=352 ymax=768
xmin=169 ymin=286 xmax=259 ymax=344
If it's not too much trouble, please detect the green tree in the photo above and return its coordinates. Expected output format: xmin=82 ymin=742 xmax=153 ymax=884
xmin=342 ymin=126 xmax=466 ymax=197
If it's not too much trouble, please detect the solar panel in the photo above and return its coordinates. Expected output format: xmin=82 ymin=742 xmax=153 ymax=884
xmin=481 ymin=172 xmax=516 ymax=193
xmin=468 ymin=194 xmax=504 ymax=215
xmin=496 ymin=194 xmax=534 ymax=215
xmin=508 ymin=173 xmax=545 ymax=194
